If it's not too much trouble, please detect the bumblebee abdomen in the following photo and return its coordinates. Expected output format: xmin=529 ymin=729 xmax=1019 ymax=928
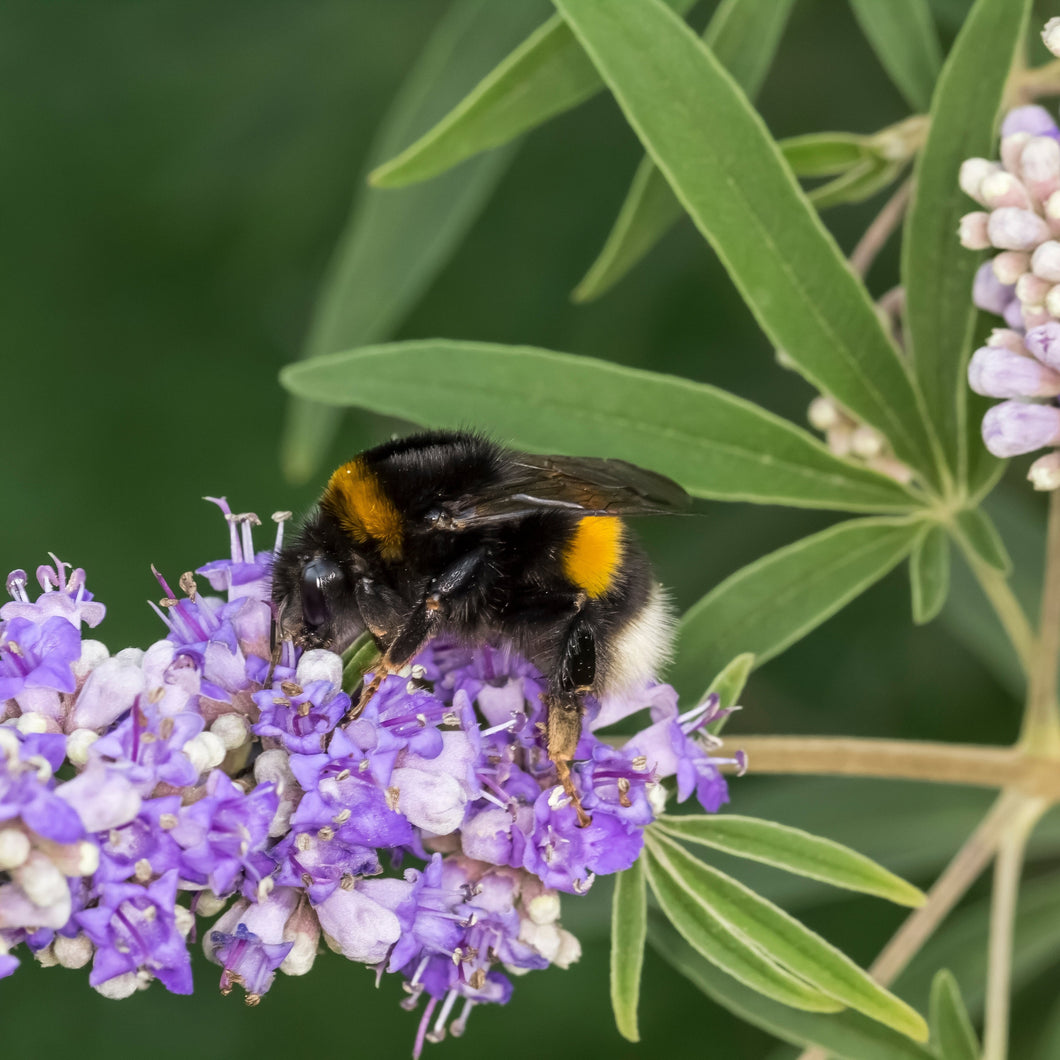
xmin=561 ymin=516 xmax=625 ymax=598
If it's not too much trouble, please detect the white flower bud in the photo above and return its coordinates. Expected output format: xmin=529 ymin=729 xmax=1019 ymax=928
xmin=0 ymin=828 xmax=31 ymax=871
xmin=1017 ymin=272 xmax=1052 ymax=305
xmin=1043 ymin=17 xmax=1060 ymax=57
xmin=14 ymin=850 xmax=69 ymax=909
xmin=993 ymin=250 xmax=1030 ymax=285
xmin=16 ymin=713 xmax=49 ymax=735
xmin=959 ymin=157 xmax=1001 ymax=203
xmin=987 ymin=328 xmax=1029 ymax=353
xmin=980 ymin=171 xmax=1032 ymax=210
xmin=195 ymin=890 xmax=229 ymax=918
xmin=210 ymin=713 xmax=249 ymax=751
xmin=1029 ymin=451 xmax=1060 ymax=490
xmin=1001 ymin=133 xmax=1031 ymax=175
xmin=65 ymin=728 xmax=99 ymax=767
xmin=988 ymin=207 xmax=1051 ymax=251
xmin=851 ymin=426 xmax=885 ymax=459
xmin=1047 ymin=285 xmax=1060 ymax=320
xmin=1025 ymin=303 xmax=1051 ymax=329
xmin=1020 ymin=136 xmax=1060 ymax=203
xmin=72 ymin=640 xmax=109 ymax=682
xmin=958 ymin=211 xmax=991 ymax=249
xmin=183 ymin=731 xmax=226 ymax=775
xmin=295 ymin=648 xmax=342 ymax=689
xmin=1046 ymin=190 xmax=1060 ymax=223
xmin=34 ymin=945 xmax=58 ymax=968
xmin=114 ymin=647 xmax=144 ymax=666
xmin=53 ymin=933 xmax=93 ymax=969
xmin=174 ymin=905 xmax=196 ymax=938
xmin=526 ymin=891 xmax=561 ymax=926
xmin=93 ymin=972 xmax=145 ymax=1000
xmin=1032 ymin=241 xmax=1060 ymax=282
xmin=807 ymin=396 xmax=842 ymax=431
xmin=554 ymin=928 xmax=582 ymax=969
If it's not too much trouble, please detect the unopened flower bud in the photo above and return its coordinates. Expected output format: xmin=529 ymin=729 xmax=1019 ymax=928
xmin=968 ymin=346 xmax=1060 ymax=398
xmin=959 ymin=157 xmax=1001 ymax=202
xmin=1046 ymin=190 xmax=1060 ymax=223
xmin=807 ymin=396 xmax=842 ymax=431
xmin=295 ymin=649 xmax=342 ymax=689
xmin=1001 ymin=106 xmax=1059 ymax=139
xmin=93 ymin=972 xmax=145 ymax=1000
xmin=184 ymin=731 xmax=225 ymax=775
xmin=1017 ymin=272 xmax=1052 ymax=306
xmin=1020 ymin=136 xmax=1060 ymax=202
xmin=210 ymin=713 xmax=249 ymax=751
xmin=958 ymin=212 xmax=991 ymax=249
xmin=1032 ymin=241 xmax=1060 ymax=282
xmin=1043 ymin=17 xmax=1060 ymax=58
xmin=988 ymin=207 xmax=1051 ymax=250
xmin=851 ymin=426 xmax=885 ymax=459
xmin=992 ymin=251 xmax=1030 ymax=286
xmin=1029 ymin=451 xmax=1060 ymax=489
xmin=980 ymin=171 xmax=1032 ymax=210
xmin=982 ymin=400 xmax=1060 ymax=457
xmin=0 ymin=828 xmax=31 ymax=871
xmin=987 ymin=328 xmax=1029 ymax=354
xmin=16 ymin=713 xmax=49 ymax=735
xmin=1024 ymin=303 xmax=1052 ymax=329
xmin=1000 ymin=132 xmax=1032 ymax=175
xmin=53 ymin=933 xmax=93 ymax=969
xmin=72 ymin=640 xmax=109 ymax=682
xmin=65 ymin=728 xmax=99 ymax=766
xmin=974 ymin=262 xmax=1015 ymax=316
xmin=1023 ymin=322 xmax=1060 ymax=370
xmin=1047 ymin=285 xmax=1060 ymax=320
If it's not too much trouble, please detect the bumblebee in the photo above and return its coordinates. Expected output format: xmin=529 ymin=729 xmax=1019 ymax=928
xmin=272 ymin=430 xmax=689 ymax=825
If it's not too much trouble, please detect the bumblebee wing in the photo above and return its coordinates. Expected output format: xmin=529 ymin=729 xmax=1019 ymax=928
xmin=438 ymin=453 xmax=690 ymax=529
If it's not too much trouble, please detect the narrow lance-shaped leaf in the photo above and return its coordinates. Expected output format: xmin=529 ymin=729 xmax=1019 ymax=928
xmin=910 ymin=523 xmax=950 ymax=624
xmin=670 ymin=517 xmax=924 ymax=702
xmin=849 ymin=0 xmax=942 ymax=113
xmin=281 ymin=341 xmax=920 ymax=513
xmin=642 ymin=843 xmax=844 ymax=1012
xmin=610 ymin=858 xmax=647 ymax=1042
xmin=649 ymin=919 xmax=937 ymax=1060
xmin=655 ymin=814 xmax=927 ymax=907
xmin=574 ymin=0 xmax=795 ymax=302
xmin=703 ymin=651 xmax=754 ymax=735
xmin=902 ymin=0 xmax=1031 ymax=481
xmin=553 ymin=0 xmax=940 ymax=487
xmin=647 ymin=832 xmax=929 ymax=1040
xmin=370 ymin=0 xmax=695 ymax=188
xmin=279 ymin=0 xmax=542 ymax=483
xmin=929 ymin=970 xmax=980 ymax=1060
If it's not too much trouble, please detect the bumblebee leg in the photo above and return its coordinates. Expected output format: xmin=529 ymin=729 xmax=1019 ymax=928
xmin=546 ymin=618 xmax=596 ymax=829
xmin=350 ymin=549 xmax=488 ymax=717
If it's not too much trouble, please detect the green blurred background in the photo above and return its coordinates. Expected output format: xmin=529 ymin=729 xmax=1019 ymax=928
xmin=2 ymin=0 xmax=1054 ymax=1055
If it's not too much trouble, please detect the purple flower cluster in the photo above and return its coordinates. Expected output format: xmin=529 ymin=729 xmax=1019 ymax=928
xmin=958 ymin=98 xmax=1060 ymax=488
xmin=0 ymin=506 xmax=739 ymax=1053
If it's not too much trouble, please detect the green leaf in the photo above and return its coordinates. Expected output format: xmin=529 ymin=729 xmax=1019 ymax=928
xmin=902 ymin=0 xmax=1031 ymax=480
xmin=671 ymin=517 xmax=923 ymax=702
xmin=656 ymin=814 xmax=927 ymax=907
xmin=910 ymin=523 xmax=950 ymax=624
xmin=650 ymin=919 xmax=937 ymax=1060
xmin=610 ymin=858 xmax=647 ymax=1042
xmin=807 ymin=154 xmax=906 ymax=211
xmin=643 ymin=840 xmax=844 ymax=1012
xmin=369 ymin=0 xmax=695 ymax=188
xmin=702 ymin=651 xmax=755 ymax=735
xmin=849 ymin=0 xmax=941 ymax=113
xmin=929 ymin=970 xmax=980 ymax=1060
xmin=279 ymin=0 xmax=542 ymax=483
xmin=953 ymin=507 xmax=1012 ymax=573
xmin=782 ymin=132 xmax=873 ymax=177
xmin=647 ymin=832 xmax=929 ymax=1039
xmin=573 ymin=0 xmax=795 ymax=303
xmin=553 ymin=0 xmax=939 ymax=487
xmin=341 ymin=632 xmax=380 ymax=696
xmin=280 ymin=341 xmax=920 ymax=512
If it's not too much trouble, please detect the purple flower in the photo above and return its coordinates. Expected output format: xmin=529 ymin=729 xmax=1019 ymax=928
xmin=168 ymin=771 xmax=278 ymax=897
xmin=76 ymin=870 xmax=192 ymax=993
xmin=0 ymin=616 xmax=82 ymax=703
xmin=209 ymin=923 xmax=293 ymax=1002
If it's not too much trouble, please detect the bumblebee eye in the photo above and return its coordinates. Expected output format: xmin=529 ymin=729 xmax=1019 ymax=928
xmin=301 ymin=557 xmax=342 ymax=628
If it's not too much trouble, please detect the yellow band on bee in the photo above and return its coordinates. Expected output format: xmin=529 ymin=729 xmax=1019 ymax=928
xmin=562 ymin=516 xmax=623 ymax=598
xmin=324 ymin=459 xmax=404 ymax=561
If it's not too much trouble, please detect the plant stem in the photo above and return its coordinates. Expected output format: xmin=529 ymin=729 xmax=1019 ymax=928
xmin=982 ymin=797 xmax=1045 ymax=1060
xmin=724 ymin=735 xmax=1031 ymax=789
xmin=870 ymin=791 xmax=1019 ymax=986
xmin=796 ymin=792 xmax=1027 ymax=1060
xmin=1022 ymin=489 xmax=1060 ymax=751
xmin=955 ymin=532 xmax=1036 ymax=677
xmin=850 ymin=179 xmax=912 ymax=278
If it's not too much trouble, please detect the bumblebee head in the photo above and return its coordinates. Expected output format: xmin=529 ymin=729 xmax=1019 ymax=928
xmin=271 ymin=542 xmax=366 ymax=654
